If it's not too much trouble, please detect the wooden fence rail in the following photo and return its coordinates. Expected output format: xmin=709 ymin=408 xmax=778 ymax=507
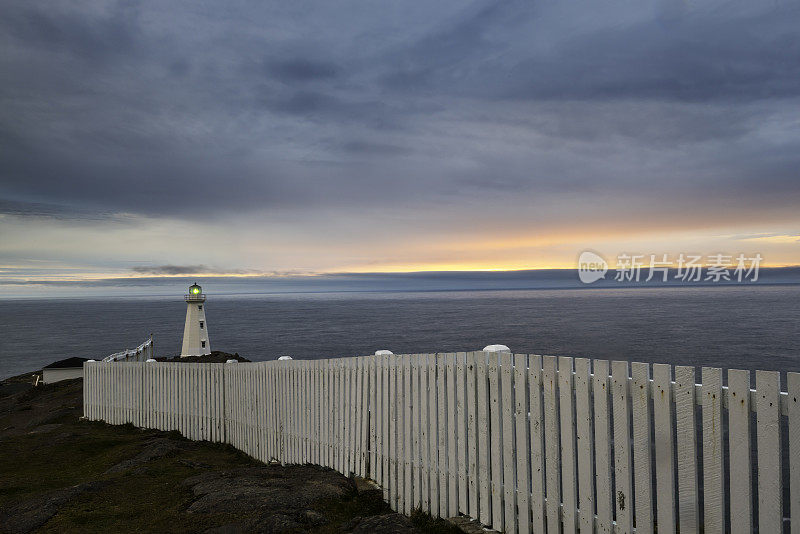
xmin=84 ymin=353 xmax=800 ymax=533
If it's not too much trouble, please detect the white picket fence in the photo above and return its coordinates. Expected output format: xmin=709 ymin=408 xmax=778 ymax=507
xmin=83 ymin=353 xmax=800 ymax=533
xmin=101 ymin=334 xmax=154 ymax=363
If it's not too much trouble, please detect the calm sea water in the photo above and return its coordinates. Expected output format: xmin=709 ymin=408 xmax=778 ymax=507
xmin=1 ymin=285 xmax=799 ymax=380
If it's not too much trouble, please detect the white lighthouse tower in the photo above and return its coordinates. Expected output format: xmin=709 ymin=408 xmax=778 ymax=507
xmin=181 ymin=283 xmax=211 ymax=357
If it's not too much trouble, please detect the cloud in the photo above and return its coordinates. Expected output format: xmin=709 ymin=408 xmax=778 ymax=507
xmin=734 ymin=233 xmax=800 ymax=244
xmin=1 ymin=2 xmax=141 ymax=63
xmin=268 ymin=59 xmax=339 ymax=82
xmin=1 ymin=0 xmax=800 ymax=280
xmin=379 ymin=0 xmax=800 ymax=103
xmin=131 ymin=265 xmax=212 ymax=275
xmin=340 ymin=140 xmax=411 ymax=156
xmin=128 ymin=265 xmax=316 ymax=276
xmin=0 ymin=198 xmax=130 ymax=221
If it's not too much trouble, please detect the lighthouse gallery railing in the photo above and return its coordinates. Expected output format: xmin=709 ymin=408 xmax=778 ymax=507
xmin=83 ymin=353 xmax=798 ymax=533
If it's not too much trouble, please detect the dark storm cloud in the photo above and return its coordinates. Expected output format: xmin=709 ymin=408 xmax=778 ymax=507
xmin=1 ymin=0 xmax=799 ymax=223
xmin=0 ymin=198 xmax=125 ymax=221
xmin=341 ymin=141 xmax=411 ymax=156
xmin=380 ymin=0 xmax=800 ymax=103
xmin=268 ymin=59 xmax=339 ymax=82
xmin=261 ymin=90 xmax=389 ymax=121
xmin=0 ymin=2 xmax=140 ymax=63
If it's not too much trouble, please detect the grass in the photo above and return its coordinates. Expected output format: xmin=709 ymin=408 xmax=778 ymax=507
xmin=0 ymin=379 xmax=463 ymax=533
xmin=410 ymin=509 xmax=465 ymax=534
xmin=0 ymin=420 xmax=254 ymax=533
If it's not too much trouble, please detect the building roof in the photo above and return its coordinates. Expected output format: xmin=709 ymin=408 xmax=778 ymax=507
xmin=43 ymin=357 xmax=89 ymax=369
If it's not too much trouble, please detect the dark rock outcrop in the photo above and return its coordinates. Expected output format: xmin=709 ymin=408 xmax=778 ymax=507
xmin=0 ymin=481 xmax=107 ymax=534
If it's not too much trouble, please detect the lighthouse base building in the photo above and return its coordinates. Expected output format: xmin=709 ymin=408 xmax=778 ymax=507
xmin=181 ymin=283 xmax=211 ymax=357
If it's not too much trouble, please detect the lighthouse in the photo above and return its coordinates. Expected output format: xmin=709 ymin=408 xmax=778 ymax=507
xmin=181 ymin=283 xmax=211 ymax=357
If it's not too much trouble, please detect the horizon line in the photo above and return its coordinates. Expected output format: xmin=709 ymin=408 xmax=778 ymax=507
xmin=3 ymin=264 xmax=800 ymax=287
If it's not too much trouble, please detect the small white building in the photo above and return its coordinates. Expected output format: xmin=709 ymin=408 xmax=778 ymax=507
xmin=42 ymin=357 xmax=88 ymax=384
xmin=181 ymin=283 xmax=211 ymax=357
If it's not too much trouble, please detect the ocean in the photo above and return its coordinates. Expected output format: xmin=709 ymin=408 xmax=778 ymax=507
xmin=1 ymin=285 xmax=799 ymax=380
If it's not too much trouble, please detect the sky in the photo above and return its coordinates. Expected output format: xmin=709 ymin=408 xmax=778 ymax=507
xmin=2 ymin=0 xmax=800 ymax=295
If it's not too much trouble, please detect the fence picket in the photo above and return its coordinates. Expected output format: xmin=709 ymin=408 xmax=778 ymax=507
xmin=353 ymin=359 xmax=361 ymax=475
xmin=369 ymin=356 xmax=377 ymax=478
xmin=306 ymin=361 xmax=313 ymax=463
xmin=756 ymin=370 xmax=782 ymax=532
xmin=296 ymin=362 xmax=302 ymax=463
xmin=420 ymin=355 xmax=431 ymax=513
xmin=652 ymin=363 xmax=676 ymax=534
xmin=575 ymin=358 xmax=594 ymax=534
xmin=412 ymin=356 xmax=421 ymax=509
xmin=382 ymin=354 xmax=391 ymax=497
xmin=329 ymin=359 xmax=337 ymax=469
xmin=675 ymin=365 xmax=699 ymax=533
xmin=476 ymin=351 xmax=491 ymax=525
xmin=437 ymin=354 xmax=449 ymax=518
xmin=265 ymin=365 xmax=271 ymax=460
xmin=389 ymin=354 xmax=399 ymax=510
xmin=206 ymin=363 xmax=213 ymax=443
xmin=346 ymin=360 xmax=354 ymax=471
xmin=428 ymin=354 xmax=439 ymax=516
xmin=351 ymin=360 xmax=357 ymax=471
xmin=181 ymin=365 xmax=188 ymax=437
xmin=559 ymin=356 xmax=578 ymax=534
xmin=514 ymin=354 xmax=531 ymax=534
xmin=593 ymin=359 xmax=613 ymax=534
xmin=501 ymin=351 xmax=517 ymax=533
xmin=542 ymin=355 xmax=561 ymax=534
xmin=285 ymin=364 xmax=292 ymax=462
xmin=330 ymin=361 xmax=336 ymax=468
xmin=456 ymin=352 xmax=468 ymax=515
xmin=397 ymin=355 xmax=406 ymax=514
xmin=372 ymin=357 xmax=380 ymax=483
xmin=528 ymin=354 xmax=546 ymax=534
xmin=282 ymin=364 xmax=289 ymax=462
xmin=466 ymin=352 xmax=479 ymax=519
xmin=351 ymin=358 xmax=359 ymax=473
xmin=339 ymin=359 xmax=347 ymax=473
xmin=702 ymin=367 xmax=724 ymax=534
xmin=404 ymin=354 xmax=413 ymax=515
xmin=631 ymin=362 xmax=653 ymax=534
xmin=298 ymin=363 xmax=304 ymax=464
xmin=612 ymin=360 xmax=634 ymax=534
xmin=280 ymin=362 xmax=292 ymax=465
xmin=319 ymin=363 xmax=326 ymax=466
xmin=488 ymin=351 xmax=504 ymax=531
xmin=313 ymin=361 xmax=320 ymax=465
xmin=264 ymin=364 xmax=271 ymax=459
xmin=447 ymin=353 xmax=459 ymax=518
xmin=788 ymin=372 xmax=800 ymax=534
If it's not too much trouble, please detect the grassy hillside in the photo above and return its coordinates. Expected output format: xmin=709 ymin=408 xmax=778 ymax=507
xmin=0 ymin=375 xmax=461 ymax=534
